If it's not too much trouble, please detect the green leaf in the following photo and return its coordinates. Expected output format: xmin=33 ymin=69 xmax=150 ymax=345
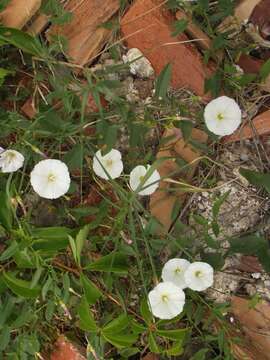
xmin=63 ymin=144 xmax=84 ymax=170
xmin=155 ymin=63 xmax=172 ymax=99
xmin=0 ymin=27 xmax=43 ymax=56
xmin=0 ymin=241 xmax=18 ymax=261
xmin=171 ymin=19 xmax=188 ymax=37
xmin=102 ymin=314 xmax=130 ymax=334
xmin=175 ymin=120 xmax=193 ymax=142
xmin=75 ymin=225 xmax=90 ymax=266
xmin=166 ymin=341 xmax=184 ymax=356
xmin=80 ymin=274 xmax=102 ymax=305
xmin=140 ymin=298 xmax=153 ymax=324
xmin=239 ymin=168 xmax=270 ymax=193
xmin=212 ymin=190 xmax=230 ymax=219
xmin=3 ymin=272 xmax=41 ymax=298
xmin=156 ymin=328 xmax=188 ymax=341
xmin=201 ymin=252 xmax=225 ymax=270
xmin=119 ymin=347 xmax=140 ymax=358
xmin=260 ymin=59 xmax=270 ymax=80
xmin=32 ymin=226 xmax=72 ymax=253
xmin=190 ymin=348 xmax=209 ymax=360
xmin=148 ymin=332 xmax=160 ymax=353
xmin=102 ymin=333 xmax=138 ymax=349
xmin=85 ymin=252 xmax=128 ymax=274
xmin=229 ymin=234 xmax=270 ymax=272
xmin=77 ymin=296 xmax=98 ymax=332
xmin=0 ymin=325 xmax=10 ymax=351
xmin=0 ymin=67 xmax=13 ymax=86
xmin=0 ymin=191 xmax=12 ymax=230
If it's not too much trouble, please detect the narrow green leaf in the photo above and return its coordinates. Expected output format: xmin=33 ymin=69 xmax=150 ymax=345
xmin=239 ymin=168 xmax=270 ymax=194
xmin=171 ymin=19 xmax=188 ymax=37
xmin=155 ymin=63 xmax=172 ymax=99
xmin=0 ymin=241 xmax=18 ymax=261
xmin=140 ymin=298 xmax=153 ymax=324
xmin=0 ymin=325 xmax=10 ymax=351
xmin=85 ymin=252 xmax=128 ymax=274
xmin=166 ymin=341 xmax=184 ymax=356
xmin=75 ymin=225 xmax=90 ymax=266
xmin=229 ymin=234 xmax=270 ymax=272
xmin=260 ymin=58 xmax=270 ymax=80
xmin=77 ymin=296 xmax=98 ymax=332
xmin=0 ymin=27 xmax=43 ymax=56
xmin=102 ymin=314 xmax=130 ymax=334
xmin=3 ymin=272 xmax=41 ymax=298
xmin=80 ymin=274 xmax=102 ymax=305
xmin=156 ymin=328 xmax=188 ymax=341
xmin=68 ymin=235 xmax=77 ymax=264
xmin=102 ymin=333 xmax=137 ymax=349
xmin=148 ymin=332 xmax=160 ymax=353
xmin=0 ymin=191 xmax=12 ymax=230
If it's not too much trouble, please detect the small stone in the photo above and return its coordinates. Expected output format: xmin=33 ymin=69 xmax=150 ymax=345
xmin=123 ymin=48 xmax=154 ymax=78
xmin=252 ymin=272 xmax=261 ymax=279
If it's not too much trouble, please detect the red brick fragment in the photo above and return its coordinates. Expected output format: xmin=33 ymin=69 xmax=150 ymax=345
xmin=50 ymin=335 xmax=86 ymax=360
xmin=223 ymin=110 xmax=270 ymax=143
xmin=121 ymin=0 xmax=213 ymax=97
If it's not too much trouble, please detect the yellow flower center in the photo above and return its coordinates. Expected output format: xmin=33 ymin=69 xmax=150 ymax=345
xmin=161 ymin=294 xmax=169 ymax=302
xmin=195 ymin=270 xmax=203 ymax=278
xmin=47 ymin=173 xmax=56 ymax=183
xmin=139 ymin=175 xmax=145 ymax=182
xmin=217 ymin=112 xmax=224 ymax=121
xmin=174 ymin=267 xmax=181 ymax=274
xmin=106 ymin=159 xmax=113 ymax=168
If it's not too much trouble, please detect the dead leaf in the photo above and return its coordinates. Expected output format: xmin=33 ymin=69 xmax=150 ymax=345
xmin=250 ymin=0 xmax=270 ymax=41
xmin=223 ymin=110 xmax=270 ymax=143
xmin=150 ymin=127 xmax=207 ymax=233
xmin=231 ymin=296 xmax=270 ymax=359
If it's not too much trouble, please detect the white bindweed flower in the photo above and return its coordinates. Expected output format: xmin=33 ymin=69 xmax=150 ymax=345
xmin=30 ymin=159 xmax=71 ymax=199
xmin=184 ymin=262 xmax=214 ymax=291
xmin=204 ymin=96 xmax=241 ymax=136
xmin=93 ymin=149 xmax=123 ymax=180
xmin=162 ymin=258 xmax=191 ymax=289
xmin=129 ymin=165 xmax=160 ymax=196
xmin=148 ymin=282 xmax=185 ymax=320
xmin=0 ymin=149 xmax=24 ymax=173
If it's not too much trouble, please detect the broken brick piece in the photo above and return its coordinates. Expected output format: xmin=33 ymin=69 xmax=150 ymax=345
xmin=48 ymin=0 xmax=120 ymax=66
xmin=150 ymin=127 xmax=207 ymax=233
xmin=223 ymin=110 xmax=270 ymax=143
xmin=50 ymin=335 xmax=86 ymax=360
xmin=121 ymin=0 xmax=213 ymax=97
xmin=0 ymin=0 xmax=41 ymax=29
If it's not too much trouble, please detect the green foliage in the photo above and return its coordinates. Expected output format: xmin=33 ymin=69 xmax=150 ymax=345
xmin=240 ymin=168 xmax=270 ymax=193
xmin=0 ymin=1 xmax=252 ymax=357
xmin=155 ymin=63 xmax=172 ymax=99
xmin=229 ymin=234 xmax=270 ymax=272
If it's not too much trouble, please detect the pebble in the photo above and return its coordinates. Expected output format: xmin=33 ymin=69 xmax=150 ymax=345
xmin=123 ymin=48 xmax=154 ymax=78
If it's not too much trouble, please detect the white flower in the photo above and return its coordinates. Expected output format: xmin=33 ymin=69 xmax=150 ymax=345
xmin=123 ymin=48 xmax=154 ymax=78
xmin=204 ymin=96 xmax=241 ymax=136
xmin=162 ymin=258 xmax=191 ymax=289
xmin=148 ymin=282 xmax=185 ymax=320
xmin=184 ymin=262 xmax=214 ymax=291
xmin=30 ymin=159 xmax=70 ymax=199
xmin=129 ymin=165 xmax=160 ymax=196
xmin=0 ymin=149 xmax=24 ymax=173
xmin=93 ymin=149 xmax=123 ymax=180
